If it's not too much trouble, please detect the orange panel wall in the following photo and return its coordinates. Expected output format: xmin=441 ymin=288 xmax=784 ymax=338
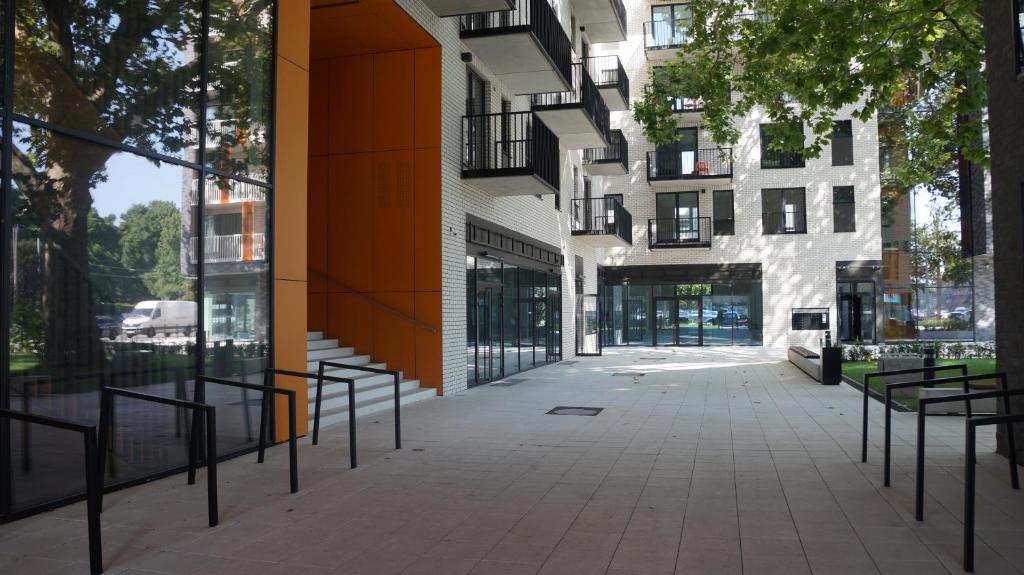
xmin=308 ymin=45 xmax=442 ymax=393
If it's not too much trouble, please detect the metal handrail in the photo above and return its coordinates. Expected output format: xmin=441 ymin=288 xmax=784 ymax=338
xmin=308 ymin=268 xmax=436 ymax=333
xmin=648 ymin=217 xmax=712 ymax=248
xmin=762 ymin=210 xmax=807 ymax=234
xmin=646 ymin=147 xmax=733 ymax=181
xmin=196 ymin=375 xmax=298 ymax=494
xmin=97 ymin=386 xmax=219 ymax=527
xmin=461 ymin=111 xmax=560 ymax=191
xmin=583 ymin=56 xmax=628 ymax=104
xmin=0 ymin=409 xmax=103 ymax=574
xmin=318 ymin=360 xmax=402 ymax=449
xmin=531 ymin=63 xmax=610 ymax=141
xmin=583 ymin=129 xmax=627 ymax=166
xmin=571 ymin=197 xmax=632 ymax=245
xmin=965 ymin=412 xmax=1024 ymax=571
xmin=265 ymin=368 xmax=359 ymax=469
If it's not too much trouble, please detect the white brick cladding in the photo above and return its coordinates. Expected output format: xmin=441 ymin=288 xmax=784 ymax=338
xmin=589 ymin=0 xmax=883 ymax=349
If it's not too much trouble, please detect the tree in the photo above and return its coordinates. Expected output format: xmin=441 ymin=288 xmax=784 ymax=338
xmin=633 ymin=0 xmax=986 ymax=197
xmin=120 ymin=201 xmax=193 ymax=301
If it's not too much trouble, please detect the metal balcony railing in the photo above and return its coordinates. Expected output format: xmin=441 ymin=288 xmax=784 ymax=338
xmin=648 ymin=217 xmax=712 ymax=248
xmin=583 ymin=56 xmax=628 ymax=105
xmin=762 ymin=210 xmax=808 ymax=234
xmin=571 ymin=197 xmax=632 ymax=244
xmin=643 ymin=20 xmax=692 ymax=51
xmin=461 ymin=111 xmax=560 ymax=191
xmin=583 ymin=129 xmax=628 ymax=167
xmin=459 ymin=0 xmax=572 ymax=87
xmin=531 ymin=63 xmax=610 ymax=139
xmin=190 ymin=178 xmax=268 ymax=205
xmin=190 ymin=233 xmax=267 ymax=263
xmin=646 ymin=147 xmax=732 ymax=181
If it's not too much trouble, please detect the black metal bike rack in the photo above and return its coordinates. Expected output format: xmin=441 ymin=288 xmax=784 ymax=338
xmin=97 ymin=387 xmax=219 ymax=527
xmin=879 ymin=367 xmax=973 ymax=486
xmin=861 ymin=364 xmax=967 ymax=463
xmin=914 ymin=385 xmax=1022 ymax=522
xmin=196 ymin=375 xmax=299 ymax=494
xmin=264 ymin=368 xmax=359 ymax=469
xmin=964 ymin=413 xmax=1024 ymax=572
xmin=0 ymin=409 xmax=103 ymax=574
xmin=317 ymin=360 xmax=403 ymax=450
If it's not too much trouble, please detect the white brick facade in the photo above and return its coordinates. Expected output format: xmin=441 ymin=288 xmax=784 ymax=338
xmin=393 ymin=0 xmax=882 ymax=394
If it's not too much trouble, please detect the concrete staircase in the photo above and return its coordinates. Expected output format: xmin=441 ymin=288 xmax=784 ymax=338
xmin=306 ymin=331 xmax=436 ymax=429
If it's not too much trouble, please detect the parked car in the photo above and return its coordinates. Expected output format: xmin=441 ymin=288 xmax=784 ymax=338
xmin=95 ymin=315 xmax=121 ymax=339
xmin=122 ymin=300 xmax=198 ymax=338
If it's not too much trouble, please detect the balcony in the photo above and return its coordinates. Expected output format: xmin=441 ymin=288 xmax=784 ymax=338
xmin=460 ymin=0 xmax=572 ymax=95
xmin=583 ymin=56 xmax=629 ymax=111
xmin=582 ymin=129 xmax=628 ymax=175
xmin=190 ymin=233 xmax=267 ymax=264
xmin=190 ymin=178 xmax=267 ymax=205
xmin=643 ymin=20 xmax=691 ymax=60
xmin=668 ymin=96 xmax=704 ymax=126
xmin=646 ymin=147 xmax=732 ymax=185
xmin=648 ymin=217 xmax=712 ymax=249
xmin=530 ymin=63 xmax=610 ymax=149
xmin=573 ymin=0 xmax=626 ymax=42
xmin=420 ymin=0 xmax=512 ymax=18
xmin=461 ymin=111 xmax=560 ymax=196
xmin=571 ymin=197 xmax=632 ymax=247
xmin=762 ymin=211 xmax=808 ymax=235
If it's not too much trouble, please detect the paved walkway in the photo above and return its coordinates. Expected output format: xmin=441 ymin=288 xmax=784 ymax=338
xmin=2 ymin=347 xmax=1023 ymax=574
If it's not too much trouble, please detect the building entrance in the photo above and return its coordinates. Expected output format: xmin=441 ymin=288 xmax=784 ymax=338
xmin=654 ymin=296 xmax=702 ymax=345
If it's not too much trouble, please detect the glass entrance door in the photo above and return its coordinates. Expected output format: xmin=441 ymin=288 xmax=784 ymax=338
xmin=475 ymin=286 xmax=502 ymax=384
xmin=838 ymin=281 xmax=876 ymax=342
xmin=654 ymin=296 xmax=703 ymax=345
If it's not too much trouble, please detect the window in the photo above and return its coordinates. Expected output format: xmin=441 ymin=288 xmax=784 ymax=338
xmin=713 ymin=190 xmax=735 ymax=235
xmin=1017 ymin=0 xmax=1024 ymax=73
xmin=833 ymin=186 xmax=856 ymax=232
xmin=655 ymin=191 xmax=700 ymax=243
xmin=760 ymin=124 xmax=805 ymax=169
xmin=650 ymin=3 xmax=692 ymax=48
xmin=653 ymin=68 xmax=701 ymax=113
xmin=832 ymin=121 xmax=853 ymax=166
xmin=762 ymin=188 xmax=807 ymax=233
xmin=652 ymin=128 xmax=698 ymax=178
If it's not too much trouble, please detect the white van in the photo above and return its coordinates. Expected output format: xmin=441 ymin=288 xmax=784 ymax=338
xmin=122 ymin=300 xmax=198 ymax=338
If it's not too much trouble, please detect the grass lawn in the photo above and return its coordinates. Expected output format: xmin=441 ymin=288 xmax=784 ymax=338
xmin=843 ymin=358 xmax=998 ymax=410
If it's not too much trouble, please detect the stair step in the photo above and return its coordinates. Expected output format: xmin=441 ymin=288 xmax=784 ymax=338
xmin=320 ymin=364 xmax=392 ymax=381
xmin=314 ymin=387 xmax=436 ymax=428
xmin=307 ymin=331 xmax=323 ymax=341
xmin=310 ymin=378 xmax=422 ymax=408
xmin=306 ymin=355 xmax=372 ymax=372
xmin=306 ymin=338 xmax=340 ymax=351
xmin=306 ymin=347 xmax=357 ymax=361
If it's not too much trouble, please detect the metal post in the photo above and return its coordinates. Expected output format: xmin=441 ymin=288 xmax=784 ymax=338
xmin=394 ymin=372 xmax=402 ymax=450
xmin=862 ymin=374 xmax=870 ymax=462
xmin=257 ymin=371 xmax=270 ymax=464
xmin=348 ymin=380 xmax=357 ymax=469
xmin=83 ymin=427 xmax=102 ymax=575
xmin=206 ymin=407 xmax=218 ymax=527
xmin=884 ymin=387 xmax=892 ymax=487
xmin=313 ymin=362 xmax=325 ymax=446
xmin=97 ymin=390 xmax=112 ymax=507
xmin=915 ymin=405 xmax=926 ymax=521
xmin=923 ymin=347 xmax=936 ymax=386
xmin=288 ymin=392 xmax=298 ymax=493
xmin=964 ymin=422 xmax=976 ymax=572
xmin=1000 ymin=379 xmax=1020 ymax=490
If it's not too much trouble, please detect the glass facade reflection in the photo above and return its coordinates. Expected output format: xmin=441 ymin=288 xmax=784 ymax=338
xmin=2 ymin=1 xmax=276 ymax=519
xmin=466 ymin=256 xmax=562 ymax=386
xmin=601 ymin=282 xmax=763 ymax=346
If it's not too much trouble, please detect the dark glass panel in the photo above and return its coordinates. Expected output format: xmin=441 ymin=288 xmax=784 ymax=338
xmin=832 ymin=120 xmax=853 ymax=166
xmin=503 ymin=264 xmax=519 ymax=377
xmin=518 ymin=268 xmax=534 ymax=368
xmin=833 ymin=185 xmax=856 ymax=233
xmin=13 ymin=1 xmax=202 ymax=159
xmin=466 ymin=256 xmax=476 ymax=385
xmin=205 ymin=0 xmax=274 ymax=181
xmin=8 ymin=123 xmax=198 ymax=507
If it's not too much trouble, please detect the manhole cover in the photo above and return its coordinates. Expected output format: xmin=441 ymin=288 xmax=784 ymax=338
xmin=547 ymin=406 xmax=603 ymax=416
xmin=492 ymin=378 xmax=527 ymax=387
xmin=613 ymin=372 xmax=646 ymax=376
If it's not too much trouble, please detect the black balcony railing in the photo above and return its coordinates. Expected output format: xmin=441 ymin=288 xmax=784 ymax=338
xmin=571 ymin=197 xmax=632 ymax=244
xmin=462 ymin=111 xmax=560 ymax=191
xmin=648 ymin=217 xmax=712 ymax=248
xmin=583 ymin=56 xmax=629 ymax=106
xmin=646 ymin=147 xmax=732 ymax=181
xmin=460 ymin=0 xmax=572 ymax=88
xmin=531 ymin=63 xmax=610 ymax=140
xmin=643 ymin=20 xmax=692 ymax=51
xmin=669 ymin=96 xmax=703 ymax=113
xmin=583 ymin=129 xmax=628 ymax=168
xmin=762 ymin=210 xmax=808 ymax=234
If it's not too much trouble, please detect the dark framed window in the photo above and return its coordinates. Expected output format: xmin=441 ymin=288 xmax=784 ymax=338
xmin=833 ymin=186 xmax=856 ymax=232
xmin=760 ymin=124 xmax=805 ymax=169
xmin=762 ymin=188 xmax=807 ymax=234
xmin=1016 ymin=0 xmax=1024 ymax=73
xmin=713 ymin=190 xmax=735 ymax=235
xmin=832 ymin=120 xmax=853 ymax=166
xmin=650 ymin=3 xmax=692 ymax=47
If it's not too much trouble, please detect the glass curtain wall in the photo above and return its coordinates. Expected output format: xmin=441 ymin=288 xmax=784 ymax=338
xmin=2 ymin=0 xmax=276 ymax=518
xmin=465 ymin=257 xmax=561 ymax=387
xmin=601 ymin=282 xmax=762 ymax=346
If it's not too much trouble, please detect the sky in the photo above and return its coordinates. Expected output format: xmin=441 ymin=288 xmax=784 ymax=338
xmin=91 ymin=152 xmax=191 ymax=223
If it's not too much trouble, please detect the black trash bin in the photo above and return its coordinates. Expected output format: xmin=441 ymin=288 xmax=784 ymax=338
xmin=821 ymin=347 xmax=842 ymax=385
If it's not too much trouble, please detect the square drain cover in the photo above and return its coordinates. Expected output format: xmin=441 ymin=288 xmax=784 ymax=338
xmin=547 ymin=406 xmax=603 ymax=416
xmin=492 ymin=378 xmax=527 ymax=387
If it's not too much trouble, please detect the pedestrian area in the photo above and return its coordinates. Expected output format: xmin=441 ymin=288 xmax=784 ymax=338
xmin=2 ymin=347 xmax=1023 ymax=574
